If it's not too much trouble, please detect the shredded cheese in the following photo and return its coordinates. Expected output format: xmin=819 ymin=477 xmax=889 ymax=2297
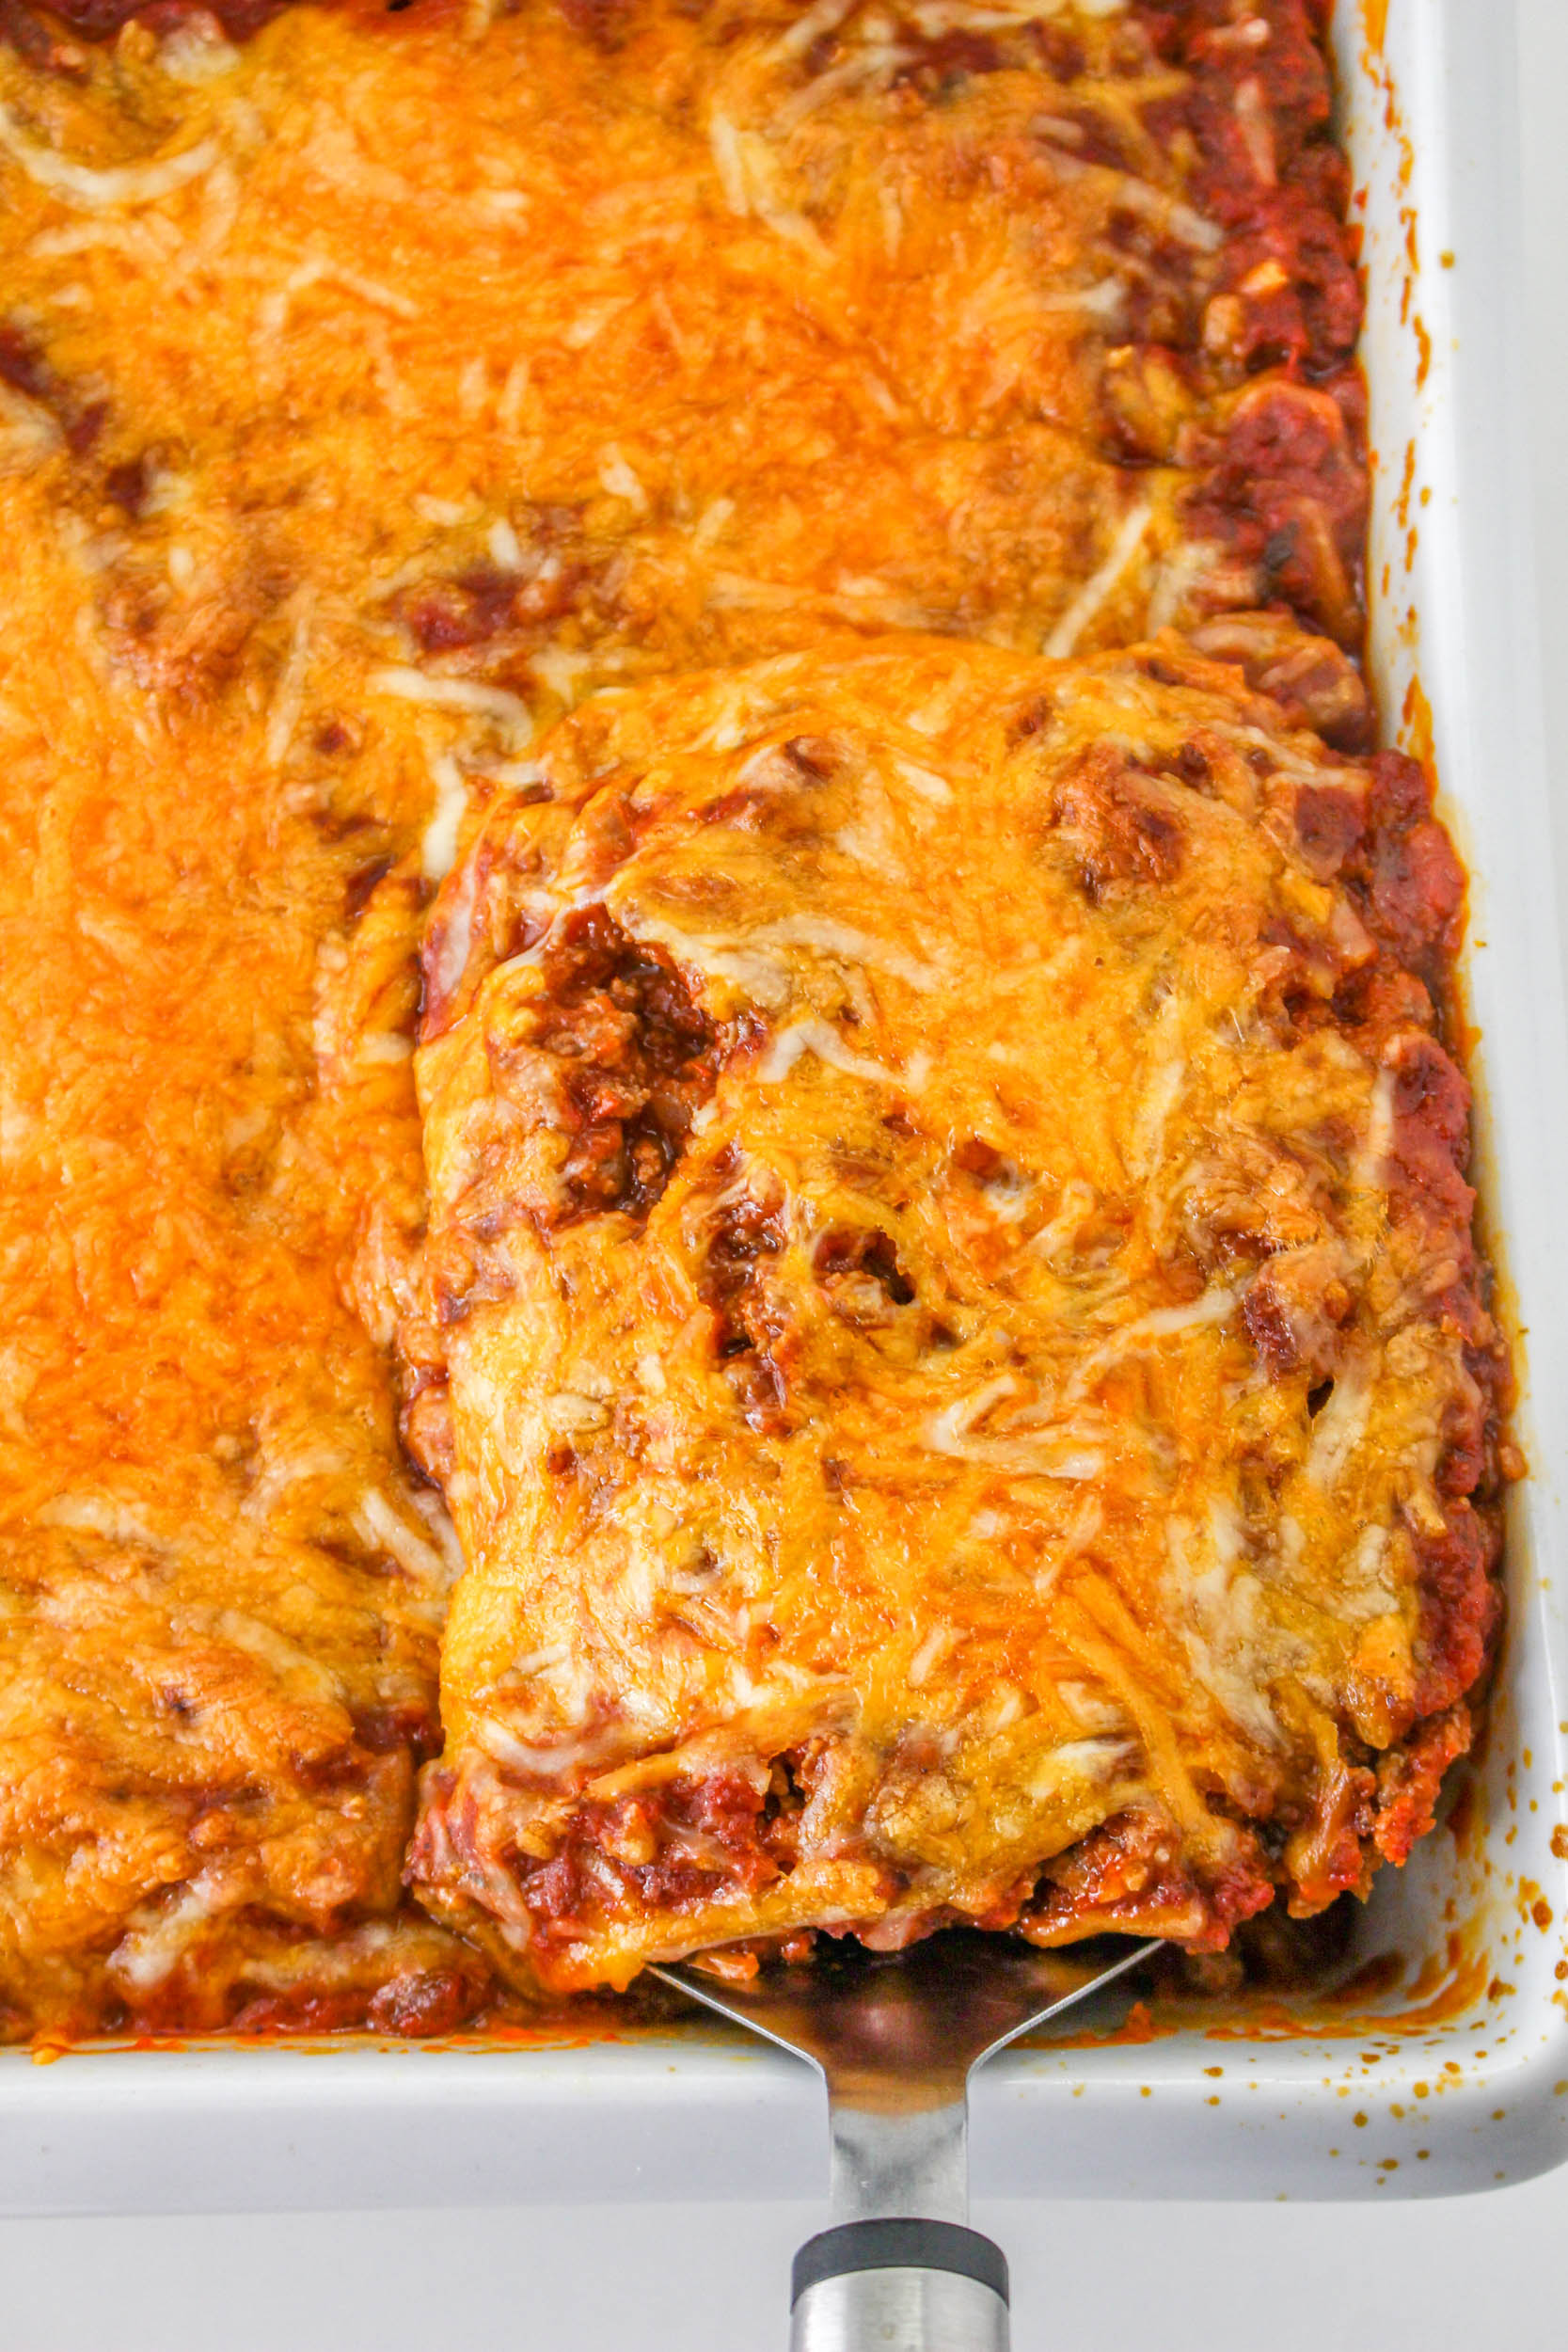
xmin=0 ymin=105 xmax=216 ymax=211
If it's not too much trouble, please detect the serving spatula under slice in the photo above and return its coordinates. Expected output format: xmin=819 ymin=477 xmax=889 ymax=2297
xmin=652 ymin=1930 xmax=1158 ymax=2352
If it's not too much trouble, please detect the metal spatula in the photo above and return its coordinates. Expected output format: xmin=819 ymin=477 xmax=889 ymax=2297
xmin=652 ymin=1930 xmax=1157 ymax=2352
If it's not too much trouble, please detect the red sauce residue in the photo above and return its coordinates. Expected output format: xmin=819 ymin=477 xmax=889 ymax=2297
xmin=1198 ymin=1953 xmax=1494 ymax=2042
xmin=1037 ymin=2012 xmax=1177 ymax=2055
xmin=1401 ymin=675 xmax=1436 ymax=779
xmin=1038 ymin=1912 xmax=1496 ymax=2054
xmin=37 ymin=2009 xmax=656 ymax=2061
xmin=1415 ymin=316 xmax=1433 ymax=388
xmin=1360 ymin=0 xmax=1390 ymax=54
xmin=1395 ymin=439 xmax=1418 ymax=531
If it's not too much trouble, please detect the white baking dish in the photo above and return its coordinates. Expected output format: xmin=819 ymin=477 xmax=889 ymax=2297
xmin=4 ymin=0 xmax=1565 ymax=2214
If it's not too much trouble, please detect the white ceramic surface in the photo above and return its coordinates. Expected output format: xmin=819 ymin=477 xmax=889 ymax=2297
xmin=4 ymin=0 xmax=1565 ymax=2217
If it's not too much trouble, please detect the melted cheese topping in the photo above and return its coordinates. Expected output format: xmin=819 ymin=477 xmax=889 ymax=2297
xmin=0 ymin=0 xmax=1425 ymax=2030
xmin=406 ymin=635 xmax=1491 ymax=1992
xmin=0 ymin=504 xmax=464 ymax=2027
xmin=0 ymin=0 xmax=1365 ymax=739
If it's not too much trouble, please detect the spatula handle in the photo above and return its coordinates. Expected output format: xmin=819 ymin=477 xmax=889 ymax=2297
xmin=790 ymin=2220 xmax=1009 ymax=2352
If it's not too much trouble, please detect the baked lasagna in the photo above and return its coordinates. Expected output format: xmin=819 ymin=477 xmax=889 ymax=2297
xmin=403 ymin=635 xmax=1503 ymax=1991
xmin=0 ymin=0 xmax=1507 ymax=2039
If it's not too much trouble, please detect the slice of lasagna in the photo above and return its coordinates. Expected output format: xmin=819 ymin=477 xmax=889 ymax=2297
xmin=405 ymin=634 xmax=1505 ymax=1992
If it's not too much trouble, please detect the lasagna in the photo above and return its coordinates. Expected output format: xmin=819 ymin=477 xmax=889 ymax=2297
xmin=404 ymin=635 xmax=1504 ymax=1992
xmin=0 ymin=0 xmax=1505 ymax=2039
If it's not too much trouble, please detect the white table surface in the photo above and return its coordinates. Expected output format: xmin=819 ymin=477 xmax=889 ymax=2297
xmin=8 ymin=6 xmax=1568 ymax=2344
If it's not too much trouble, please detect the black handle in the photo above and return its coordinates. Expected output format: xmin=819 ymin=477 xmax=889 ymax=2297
xmin=789 ymin=2219 xmax=1011 ymax=2352
xmin=792 ymin=2219 xmax=1009 ymax=2308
